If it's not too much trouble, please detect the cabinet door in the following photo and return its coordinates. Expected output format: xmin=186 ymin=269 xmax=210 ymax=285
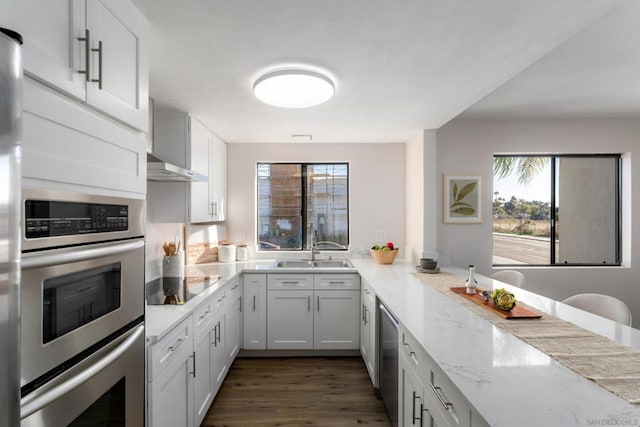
xmin=363 ymin=284 xmax=377 ymax=385
xmin=193 ymin=326 xmax=214 ymax=426
xmin=360 ymin=288 xmax=371 ymax=367
xmin=400 ymin=351 xmax=425 ymax=427
xmin=267 ymin=290 xmax=314 ymax=349
xmin=209 ymin=133 xmax=227 ymax=221
xmin=211 ymin=312 xmax=228 ymax=391
xmin=0 ymin=0 xmax=86 ymax=99
xmin=149 ymin=344 xmax=194 ymax=427
xmin=314 ymin=290 xmax=360 ymax=350
xmin=189 ymin=116 xmax=212 ymax=223
xmin=85 ymin=0 xmax=149 ymax=131
xmin=225 ymin=279 xmax=242 ymax=362
xmin=243 ymin=274 xmax=267 ymax=350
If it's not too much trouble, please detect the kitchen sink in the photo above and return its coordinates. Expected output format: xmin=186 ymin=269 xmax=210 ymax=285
xmin=274 ymin=260 xmax=314 ymax=268
xmin=312 ymin=260 xmax=354 ymax=268
xmin=273 ymin=259 xmax=354 ymax=269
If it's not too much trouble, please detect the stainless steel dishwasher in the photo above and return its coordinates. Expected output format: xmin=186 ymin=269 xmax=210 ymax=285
xmin=379 ymin=303 xmax=398 ymax=427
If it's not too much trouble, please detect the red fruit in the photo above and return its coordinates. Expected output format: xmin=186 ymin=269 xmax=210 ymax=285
xmin=386 ymin=242 xmax=394 ymax=249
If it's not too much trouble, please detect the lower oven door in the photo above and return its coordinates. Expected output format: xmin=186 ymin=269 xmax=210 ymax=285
xmin=21 ymin=323 xmax=144 ymax=426
xmin=21 ymin=238 xmax=144 ymax=388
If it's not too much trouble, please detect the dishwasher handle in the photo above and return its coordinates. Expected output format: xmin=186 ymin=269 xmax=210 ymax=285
xmin=379 ymin=303 xmax=399 ymax=329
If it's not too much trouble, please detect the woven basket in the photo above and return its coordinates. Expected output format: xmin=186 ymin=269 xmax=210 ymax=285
xmin=371 ymin=249 xmax=399 ymax=264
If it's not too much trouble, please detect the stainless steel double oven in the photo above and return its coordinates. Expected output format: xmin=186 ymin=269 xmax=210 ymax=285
xmin=20 ymin=188 xmax=145 ymax=426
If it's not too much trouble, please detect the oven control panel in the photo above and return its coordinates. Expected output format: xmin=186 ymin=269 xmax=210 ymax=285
xmin=25 ymin=200 xmax=129 ymax=239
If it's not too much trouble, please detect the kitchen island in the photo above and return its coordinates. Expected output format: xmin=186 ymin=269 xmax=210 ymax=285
xmin=351 ymin=258 xmax=640 ymax=427
xmin=146 ymin=258 xmax=640 ymax=426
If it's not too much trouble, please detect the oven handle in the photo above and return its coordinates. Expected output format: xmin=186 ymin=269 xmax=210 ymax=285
xmin=20 ymin=324 xmax=144 ymax=419
xmin=22 ymin=239 xmax=145 ymax=269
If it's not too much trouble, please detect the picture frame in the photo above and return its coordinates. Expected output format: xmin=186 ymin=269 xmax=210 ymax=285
xmin=443 ymin=175 xmax=482 ymax=223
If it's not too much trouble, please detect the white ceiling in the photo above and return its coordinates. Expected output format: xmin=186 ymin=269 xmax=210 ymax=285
xmin=462 ymin=0 xmax=640 ymax=119
xmin=132 ymin=0 xmax=621 ymax=143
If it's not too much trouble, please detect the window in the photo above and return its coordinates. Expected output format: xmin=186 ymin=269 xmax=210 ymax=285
xmin=257 ymin=163 xmax=349 ymax=251
xmin=493 ymin=154 xmax=620 ymax=266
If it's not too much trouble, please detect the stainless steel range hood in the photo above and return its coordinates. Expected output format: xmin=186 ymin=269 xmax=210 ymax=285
xmin=146 ymin=153 xmax=208 ymax=182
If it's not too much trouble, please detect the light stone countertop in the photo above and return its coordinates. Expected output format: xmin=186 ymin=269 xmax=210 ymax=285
xmin=351 ymin=258 xmax=640 ymax=427
xmin=146 ymin=257 xmax=640 ymax=425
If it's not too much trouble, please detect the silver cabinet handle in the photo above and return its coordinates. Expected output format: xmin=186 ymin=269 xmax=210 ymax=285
xmin=420 ymin=403 xmax=426 ymax=427
xmin=402 ymin=341 xmax=415 ymax=357
xmin=282 ymin=281 xmax=299 ymax=285
xmin=77 ymin=29 xmax=90 ymax=80
xmin=169 ymin=337 xmax=185 ymax=352
xmin=190 ymin=351 xmax=196 ymax=378
xmin=253 ymin=295 xmax=256 ymax=311
xmin=362 ymin=303 xmax=365 ymax=323
xmin=328 ymin=281 xmax=345 ymax=285
xmin=364 ymin=307 xmax=368 ymax=325
xmin=22 ymin=239 xmax=144 ymax=269
xmin=212 ymin=323 xmax=218 ymax=347
xmin=307 ymin=295 xmax=310 ymax=311
xmin=199 ymin=307 xmax=211 ymax=321
xmin=412 ymin=391 xmax=422 ymax=425
xmin=317 ymin=295 xmax=320 ymax=312
xmin=90 ymin=40 xmax=103 ymax=89
xmin=21 ymin=325 xmax=143 ymax=419
xmin=429 ymin=383 xmax=453 ymax=410
xmin=239 ymin=296 xmax=242 ymax=312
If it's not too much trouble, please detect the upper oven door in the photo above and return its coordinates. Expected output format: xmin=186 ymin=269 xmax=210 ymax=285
xmin=22 ymin=188 xmax=144 ymax=252
xmin=21 ymin=238 xmax=145 ymax=388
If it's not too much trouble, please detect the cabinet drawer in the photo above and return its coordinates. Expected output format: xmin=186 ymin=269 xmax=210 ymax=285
xmin=425 ymin=356 xmax=471 ymax=427
xmin=362 ymin=280 xmax=376 ymax=302
xmin=267 ymin=274 xmax=313 ymax=290
xmin=193 ymin=298 xmax=214 ymax=334
xmin=399 ymin=327 xmax=428 ymax=378
xmin=149 ymin=315 xmax=193 ymax=381
xmin=314 ymin=274 xmax=360 ymax=290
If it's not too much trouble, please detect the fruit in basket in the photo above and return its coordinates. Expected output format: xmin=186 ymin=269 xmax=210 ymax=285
xmin=491 ymin=288 xmax=517 ymax=311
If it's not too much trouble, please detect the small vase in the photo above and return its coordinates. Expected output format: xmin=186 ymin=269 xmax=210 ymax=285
xmin=465 ymin=265 xmax=478 ymax=294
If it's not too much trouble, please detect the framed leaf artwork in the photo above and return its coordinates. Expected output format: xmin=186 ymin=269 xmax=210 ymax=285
xmin=443 ymin=175 xmax=482 ymax=223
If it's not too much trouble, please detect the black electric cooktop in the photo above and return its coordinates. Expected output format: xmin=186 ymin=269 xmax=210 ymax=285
xmin=146 ymin=275 xmax=221 ymax=305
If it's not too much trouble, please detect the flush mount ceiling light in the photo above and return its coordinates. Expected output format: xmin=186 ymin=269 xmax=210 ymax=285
xmin=253 ymin=69 xmax=335 ymax=108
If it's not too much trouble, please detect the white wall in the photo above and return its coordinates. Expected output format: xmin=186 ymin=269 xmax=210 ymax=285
xmin=405 ymin=131 xmax=425 ymax=263
xmin=405 ymin=130 xmax=438 ymax=264
xmin=226 ymin=143 xmax=406 ymax=259
xmin=434 ymin=118 xmax=640 ymax=325
xmin=145 ymin=183 xmax=183 ymax=280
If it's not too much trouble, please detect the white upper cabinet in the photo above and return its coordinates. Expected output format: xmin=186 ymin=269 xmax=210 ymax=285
xmin=209 ymin=133 xmax=227 ymax=221
xmin=149 ymin=112 xmax=229 ymax=224
xmin=0 ymin=0 xmax=149 ymax=131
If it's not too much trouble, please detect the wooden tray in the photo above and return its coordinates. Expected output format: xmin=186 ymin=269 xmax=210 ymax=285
xmin=450 ymin=287 xmax=542 ymax=319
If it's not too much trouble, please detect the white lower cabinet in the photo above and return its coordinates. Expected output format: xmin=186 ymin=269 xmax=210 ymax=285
xmin=399 ymin=325 xmax=487 ymax=427
xmin=148 ymin=315 xmax=195 ymax=427
xmin=268 ymin=289 xmax=314 ymax=349
xmin=226 ymin=278 xmax=242 ymax=361
xmin=314 ymin=289 xmax=360 ymax=349
xmin=193 ymin=320 xmax=214 ymax=426
xmin=242 ymin=274 xmax=267 ymax=349
xmin=360 ymin=280 xmax=377 ymax=385
xmin=264 ymin=273 xmax=360 ymax=350
xmin=210 ymin=308 xmax=228 ymax=390
xmin=148 ymin=279 xmax=239 ymax=427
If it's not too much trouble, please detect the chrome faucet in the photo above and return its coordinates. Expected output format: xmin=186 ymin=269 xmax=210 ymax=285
xmin=310 ymin=233 xmax=321 ymax=261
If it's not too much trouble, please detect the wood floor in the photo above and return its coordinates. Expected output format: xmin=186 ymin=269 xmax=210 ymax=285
xmin=201 ymin=357 xmax=392 ymax=427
